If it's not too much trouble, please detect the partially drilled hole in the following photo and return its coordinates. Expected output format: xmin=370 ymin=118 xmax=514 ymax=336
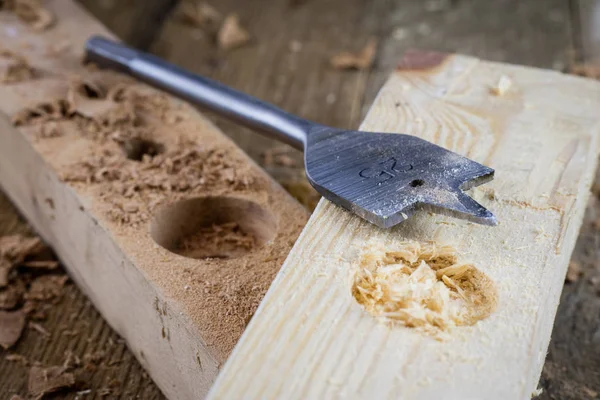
xmin=352 ymin=240 xmax=497 ymax=337
xmin=121 ymin=138 xmax=165 ymax=161
xmin=150 ymin=197 xmax=277 ymax=260
xmin=409 ymin=179 xmax=424 ymax=187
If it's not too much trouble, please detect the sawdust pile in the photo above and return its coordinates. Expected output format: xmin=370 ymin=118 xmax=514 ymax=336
xmin=178 ymin=222 xmax=257 ymax=259
xmin=352 ymin=240 xmax=497 ymax=337
xmin=0 ymin=0 xmax=55 ymax=31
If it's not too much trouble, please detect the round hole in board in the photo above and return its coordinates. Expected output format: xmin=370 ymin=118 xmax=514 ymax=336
xmin=150 ymin=196 xmax=277 ymax=260
xmin=409 ymin=179 xmax=424 ymax=188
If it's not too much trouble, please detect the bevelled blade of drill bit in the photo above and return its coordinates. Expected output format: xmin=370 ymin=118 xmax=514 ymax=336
xmin=305 ymin=128 xmax=496 ymax=228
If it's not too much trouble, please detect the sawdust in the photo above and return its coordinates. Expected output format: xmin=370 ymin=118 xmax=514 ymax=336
xmin=0 ymin=0 xmax=55 ymax=31
xmin=352 ymin=240 xmax=497 ymax=337
xmin=178 ymin=222 xmax=257 ymax=259
xmin=330 ymin=37 xmax=378 ymax=70
xmin=566 ymin=261 xmax=581 ymax=283
xmin=0 ymin=50 xmax=35 ymax=84
xmin=217 ymin=14 xmax=250 ymax=50
xmin=179 ymin=1 xmax=221 ymax=30
xmin=28 ymin=365 xmax=76 ymax=398
xmin=0 ymin=309 xmax=26 ymax=349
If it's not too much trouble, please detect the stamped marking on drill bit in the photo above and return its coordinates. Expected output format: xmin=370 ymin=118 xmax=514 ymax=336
xmin=359 ymin=157 xmax=413 ymax=183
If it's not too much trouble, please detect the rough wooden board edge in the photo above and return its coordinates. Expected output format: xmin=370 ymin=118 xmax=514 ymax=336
xmin=207 ymin=52 xmax=600 ymax=399
xmin=0 ymin=1 xmax=308 ymax=399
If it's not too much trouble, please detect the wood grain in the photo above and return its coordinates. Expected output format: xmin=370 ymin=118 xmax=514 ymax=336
xmin=208 ymin=54 xmax=600 ymax=399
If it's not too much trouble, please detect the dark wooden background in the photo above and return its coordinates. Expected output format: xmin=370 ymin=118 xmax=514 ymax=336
xmin=1 ymin=0 xmax=599 ymax=398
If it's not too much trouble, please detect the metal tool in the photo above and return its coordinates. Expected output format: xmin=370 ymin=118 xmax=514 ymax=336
xmin=85 ymin=36 xmax=496 ymax=228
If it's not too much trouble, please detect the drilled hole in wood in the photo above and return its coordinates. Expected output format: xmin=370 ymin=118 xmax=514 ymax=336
xmin=150 ymin=197 xmax=277 ymax=260
xmin=121 ymin=138 xmax=165 ymax=161
xmin=410 ymin=179 xmax=424 ymax=187
xmin=352 ymin=241 xmax=497 ymax=337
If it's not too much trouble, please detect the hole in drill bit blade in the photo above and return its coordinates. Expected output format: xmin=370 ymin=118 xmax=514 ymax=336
xmin=409 ymin=179 xmax=424 ymax=188
xmin=150 ymin=196 xmax=277 ymax=260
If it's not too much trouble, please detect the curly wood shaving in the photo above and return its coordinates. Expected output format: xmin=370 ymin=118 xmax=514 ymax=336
xmin=352 ymin=240 xmax=497 ymax=338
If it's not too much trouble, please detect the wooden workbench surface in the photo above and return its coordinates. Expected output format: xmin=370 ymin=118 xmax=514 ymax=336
xmin=1 ymin=0 xmax=598 ymax=399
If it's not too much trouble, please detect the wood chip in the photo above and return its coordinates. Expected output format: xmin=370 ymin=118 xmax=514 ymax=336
xmin=0 ymin=279 xmax=25 ymax=309
xmin=29 ymin=321 xmax=50 ymax=337
xmin=25 ymin=275 xmax=68 ymax=301
xmin=4 ymin=0 xmax=55 ymax=31
xmin=179 ymin=1 xmax=221 ymax=29
xmin=0 ymin=309 xmax=26 ymax=349
xmin=22 ymin=260 xmax=59 ymax=269
xmin=28 ymin=365 xmax=76 ymax=398
xmin=583 ymin=387 xmax=598 ymax=398
xmin=566 ymin=261 xmax=581 ymax=283
xmin=0 ymin=50 xmax=34 ymax=84
xmin=490 ymin=75 xmax=513 ymax=96
xmin=6 ymin=353 xmax=28 ymax=365
xmin=330 ymin=38 xmax=378 ymax=70
xmin=217 ymin=14 xmax=250 ymax=50
xmin=570 ymin=64 xmax=600 ymax=80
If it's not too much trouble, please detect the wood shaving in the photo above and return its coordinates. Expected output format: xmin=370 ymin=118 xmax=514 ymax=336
xmin=25 ymin=275 xmax=68 ymax=301
xmin=29 ymin=321 xmax=50 ymax=336
xmin=179 ymin=1 xmax=221 ymax=29
xmin=330 ymin=38 xmax=378 ymax=70
xmin=0 ymin=50 xmax=34 ymax=84
xmin=491 ymin=75 xmax=512 ymax=96
xmin=1 ymin=0 xmax=55 ymax=31
xmin=570 ymin=64 xmax=600 ymax=80
xmin=0 ymin=279 xmax=25 ymax=309
xmin=0 ymin=309 xmax=26 ymax=349
xmin=352 ymin=240 xmax=497 ymax=337
xmin=217 ymin=14 xmax=250 ymax=50
xmin=6 ymin=353 xmax=28 ymax=364
xmin=566 ymin=261 xmax=581 ymax=283
xmin=28 ymin=365 xmax=76 ymax=398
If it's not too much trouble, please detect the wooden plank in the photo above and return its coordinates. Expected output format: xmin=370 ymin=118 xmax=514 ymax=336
xmin=0 ymin=1 xmax=307 ymax=399
xmin=207 ymin=53 xmax=600 ymax=399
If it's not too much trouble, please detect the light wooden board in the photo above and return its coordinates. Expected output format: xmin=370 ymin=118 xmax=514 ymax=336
xmin=0 ymin=1 xmax=307 ymax=399
xmin=207 ymin=52 xmax=600 ymax=399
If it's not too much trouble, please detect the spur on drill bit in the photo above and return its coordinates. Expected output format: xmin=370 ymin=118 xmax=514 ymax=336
xmin=85 ymin=36 xmax=496 ymax=228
